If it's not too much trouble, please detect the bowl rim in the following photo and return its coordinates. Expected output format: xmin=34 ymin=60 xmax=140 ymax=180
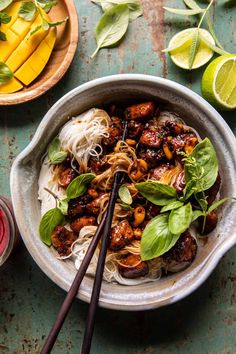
xmin=10 ymin=74 xmax=236 ymax=310
xmin=0 ymin=0 xmax=79 ymax=106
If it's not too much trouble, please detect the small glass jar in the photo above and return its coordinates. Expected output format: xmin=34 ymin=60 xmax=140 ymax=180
xmin=0 ymin=196 xmax=20 ymax=266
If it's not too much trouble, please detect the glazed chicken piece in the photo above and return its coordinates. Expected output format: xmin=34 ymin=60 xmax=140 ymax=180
xmin=109 ymin=220 xmax=134 ymax=251
xmin=125 ymin=102 xmax=156 ymax=121
xmin=118 ymin=254 xmax=149 ymax=279
xmin=139 ymin=128 xmax=163 ymax=148
xmin=86 ymin=193 xmax=109 ymax=215
xmin=198 ymin=210 xmax=218 ymax=235
xmin=58 ymin=167 xmax=77 ymax=188
xmin=163 ymin=231 xmax=197 ymax=264
xmin=128 ymin=120 xmax=144 ymax=138
xmin=70 ymin=216 xmax=96 ymax=234
xmin=149 ymin=164 xmax=174 ymax=181
xmin=51 ymin=225 xmax=77 ymax=256
xmin=138 ymin=147 xmax=166 ymax=168
xmin=102 ymin=116 xmax=123 ymax=147
xmin=206 ymin=174 xmax=221 ymax=206
xmin=68 ymin=194 xmax=93 ymax=220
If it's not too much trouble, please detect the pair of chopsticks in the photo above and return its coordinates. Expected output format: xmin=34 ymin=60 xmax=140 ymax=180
xmin=41 ymin=121 xmax=128 ymax=354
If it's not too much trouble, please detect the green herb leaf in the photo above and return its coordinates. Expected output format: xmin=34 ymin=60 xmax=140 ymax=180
xmin=206 ymin=12 xmax=224 ymax=51
xmin=58 ymin=198 xmax=69 ymax=215
xmin=48 ymin=137 xmax=68 ymax=165
xmin=39 ymin=208 xmax=65 ymax=246
xmin=92 ymin=0 xmax=142 ymax=21
xmin=207 ymin=197 xmax=236 ymax=214
xmin=184 ymin=0 xmax=202 ymax=10
xmin=184 ymin=138 xmax=218 ymax=194
xmin=141 ymin=213 xmax=180 ymax=261
xmin=169 ymin=202 xmax=192 ymax=234
xmin=188 ymin=28 xmax=200 ymax=69
xmin=195 ymin=191 xmax=208 ymax=212
xmin=48 ymin=17 xmax=68 ymax=27
xmin=18 ymin=1 xmax=37 ymax=21
xmin=37 ymin=0 xmax=57 ymax=13
xmin=118 ymin=184 xmax=132 ymax=205
xmin=135 ymin=181 xmax=177 ymax=206
xmin=0 ymin=11 xmax=11 ymax=23
xmin=0 ymin=30 xmax=6 ymax=41
xmin=119 ymin=203 xmax=133 ymax=211
xmin=30 ymin=24 xmax=42 ymax=36
xmin=160 ymin=201 xmax=184 ymax=213
xmin=163 ymin=7 xmax=204 ymax=16
xmin=0 ymin=62 xmax=13 ymax=84
xmin=162 ymin=34 xmax=192 ymax=53
xmin=42 ymin=18 xmax=49 ymax=30
xmin=191 ymin=210 xmax=204 ymax=222
xmin=199 ymin=32 xmax=229 ymax=55
xmin=66 ymin=173 xmax=95 ymax=200
xmin=91 ymin=3 xmax=129 ymax=58
xmin=0 ymin=0 xmax=13 ymax=11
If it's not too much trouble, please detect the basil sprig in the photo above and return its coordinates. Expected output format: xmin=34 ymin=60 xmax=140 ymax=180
xmin=0 ymin=62 xmax=13 ymax=84
xmin=92 ymin=0 xmax=143 ymax=22
xmin=141 ymin=214 xmax=181 ymax=261
xmin=139 ymin=137 xmax=235 ymax=260
xmin=39 ymin=173 xmax=95 ymax=245
xmin=48 ymin=137 xmax=68 ymax=165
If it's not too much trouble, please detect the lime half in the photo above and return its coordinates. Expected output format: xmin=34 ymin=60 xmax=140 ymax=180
xmin=168 ymin=28 xmax=215 ymax=70
xmin=202 ymin=54 xmax=236 ymax=111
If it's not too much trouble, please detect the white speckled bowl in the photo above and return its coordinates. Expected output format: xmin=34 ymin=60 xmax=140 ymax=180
xmin=10 ymin=74 xmax=236 ymax=310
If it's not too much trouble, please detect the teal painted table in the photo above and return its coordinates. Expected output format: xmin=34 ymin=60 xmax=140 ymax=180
xmin=0 ymin=1 xmax=236 ymax=353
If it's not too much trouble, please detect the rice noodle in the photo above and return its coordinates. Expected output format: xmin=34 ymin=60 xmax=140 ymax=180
xmin=58 ymin=108 xmax=111 ymax=172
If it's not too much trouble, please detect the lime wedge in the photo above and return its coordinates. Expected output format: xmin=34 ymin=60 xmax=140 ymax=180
xmin=168 ymin=28 xmax=215 ymax=70
xmin=202 ymin=54 xmax=236 ymax=111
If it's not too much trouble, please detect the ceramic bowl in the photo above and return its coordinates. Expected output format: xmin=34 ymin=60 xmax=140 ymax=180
xmin=10 ymin=74 xmax=236 ymax=310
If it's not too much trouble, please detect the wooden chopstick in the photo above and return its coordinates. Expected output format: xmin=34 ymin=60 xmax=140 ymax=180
xmin=40 ymin=212 xmax=107 ymax=354
xmin=80 ymin=121 xmax=128 ymax=354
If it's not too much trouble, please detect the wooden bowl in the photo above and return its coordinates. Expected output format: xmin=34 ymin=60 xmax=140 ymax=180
xmin=0 ymin=0 xmax=78 ymax=105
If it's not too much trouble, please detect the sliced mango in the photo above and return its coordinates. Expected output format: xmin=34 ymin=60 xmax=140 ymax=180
xmin=0 ymin=77 xmax=23 ymax=94
xmin=14 ymin=28 xmax=56 ymax=85
xmin=1 ymin=2 xmax=21 ymax=32
xmin=6 ymin=15 xmax=50 ymax=72
xmin=0 ymin=29 xmax=20 ymax=62
xmin=11 ymin=17 xmax=32 ymax=39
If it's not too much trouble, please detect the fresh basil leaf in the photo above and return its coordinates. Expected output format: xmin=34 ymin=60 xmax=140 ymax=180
xmin=0 ymin=12 xmax=11 ymax=23
xmin=163 ymin=7 xmax=204 ymax=16
xmin=118 ymin=184 xmax=132 ymax=205
xmin=91 ymin=3 xmax=129 ymax=58
xmin=188 ymin=28 xmax=200 ymax=69
xmin=183 ymin=0 xmax=202 ymax=10
xmin=135 ymin=181 xmax=177 ymax=206
xmin=141 ymin=213 xmax=180 ymax=261
xmin=169 ymin=202 xmax=192 ymax=234
xmin=184 ymin=138 xmax=218 ymax=194
xmin=18 ymin=1 xmax=37 ymax=21
xmin=58 ymin=198 xmax=69 ymax=215
xmin=0 ymin=0 xmax=13 ymax=11
xmin=191 ymin=210 xmax=204 ymax=222
xmin=39 ymin=207 xmax=65 ymax=246
xmin=66 ymin=173 xmax=95 ymax=200
xmin=207 ymin=197 xmax=236 ymax=214
xmin=48 ymin=137 xmax=68 ymax=165
xmin=37 ymin=0 xmax=57 ymax=13
xmin=0 ymin=62 xmax=13 ymax=84
xmin=119 ymin=203 xmax=133 ymax=211
xmin=92 ymin=0 xmax=142 ymax=21
xmin=0 ymin=30 xmax=6 ymax=41
xmin=160 ymin=201 xmax=184 ymax=213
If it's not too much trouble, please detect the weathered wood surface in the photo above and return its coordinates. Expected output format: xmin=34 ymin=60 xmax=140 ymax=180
xmin=0 ymin=0 xmax=236 ymax=353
